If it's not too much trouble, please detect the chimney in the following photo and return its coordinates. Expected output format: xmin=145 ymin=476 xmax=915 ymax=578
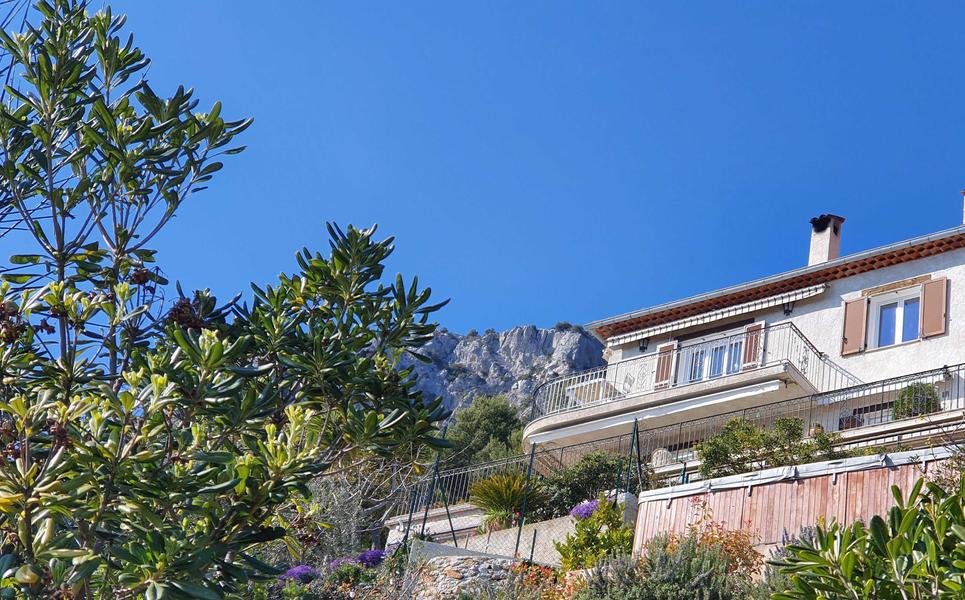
xmin=808 ymin=214 xmax=845 ymax=266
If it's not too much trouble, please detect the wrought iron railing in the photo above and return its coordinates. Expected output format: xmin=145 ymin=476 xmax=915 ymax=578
xmin=529 ymin=322 xmax=861 ymax=422
xmin=400 ymin=363 xmax=965 ymax=517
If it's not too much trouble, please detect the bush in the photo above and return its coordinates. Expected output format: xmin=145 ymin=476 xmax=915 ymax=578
xmin=774 ymin=478 xmax=965 ymax=598
xmin=639 ymin=535 xmax=753 ymax=600
xmin=892 ymin=382 xmax=941 ymax=420
xmin=576 ymin=534 xmax=760 ymax=600
xmin=537 ymin=451 xmax=652 ymax=519
xmin=696 ymin=417 xmax=852 ymax=478
xmin=469 ymin=472 xmax=547 ymax=531
xmin=555 ymin=498 xmax=634 ymax=570
xmin=676 ymin=497 xmax=762 ymax=578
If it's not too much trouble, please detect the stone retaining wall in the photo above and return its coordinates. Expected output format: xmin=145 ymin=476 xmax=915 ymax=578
xmin=412 ymin=555 xmax=513 ymax=600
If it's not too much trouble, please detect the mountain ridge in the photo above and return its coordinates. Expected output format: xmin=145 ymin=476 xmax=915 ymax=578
xmin=402 ymin=324 xmax=605 ymax=412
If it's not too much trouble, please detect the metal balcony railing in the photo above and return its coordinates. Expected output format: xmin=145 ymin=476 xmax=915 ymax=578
xmin=529 ymin=322 xmax=861 ymax=422
xmin=399 ymin=363 xmax=965 ymax=517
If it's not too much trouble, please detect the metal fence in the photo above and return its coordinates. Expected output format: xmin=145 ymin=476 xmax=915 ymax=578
xmin=392 ymin=422 xmax=649 ymax=564
xmin=389 ymin=362 xmax=965 ymax=569
xmin=399 ymin=362 xmax=965 ymax=526
xmin=529 ymin=323 xmax=862 ymax=421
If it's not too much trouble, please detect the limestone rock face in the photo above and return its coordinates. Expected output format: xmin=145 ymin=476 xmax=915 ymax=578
xmin=401 ymin=324 xmax=604 ymax=411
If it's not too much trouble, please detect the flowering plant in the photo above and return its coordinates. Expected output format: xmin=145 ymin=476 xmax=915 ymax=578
xmin=357 ymin=549 xmax=387 ymax=568
xmin=569 ymin=499 xmax=600 ymax=520
xmin=279 ymin=565 xmax=320 ymax=583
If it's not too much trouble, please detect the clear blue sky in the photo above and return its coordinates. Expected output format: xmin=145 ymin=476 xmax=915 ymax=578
xmin=109 ymin=1 xmax=965 ymax=333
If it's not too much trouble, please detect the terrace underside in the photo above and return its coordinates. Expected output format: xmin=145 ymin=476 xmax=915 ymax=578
xmin=523 ymin=362 xmax=815 ymax=449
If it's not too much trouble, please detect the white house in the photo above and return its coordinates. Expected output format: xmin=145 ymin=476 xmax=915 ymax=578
xmin=522 ymin=211 xmax=965 ymax=477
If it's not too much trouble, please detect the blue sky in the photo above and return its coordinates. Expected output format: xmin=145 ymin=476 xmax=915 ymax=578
xmin=108 ymin=1 xmax=965 ymax=333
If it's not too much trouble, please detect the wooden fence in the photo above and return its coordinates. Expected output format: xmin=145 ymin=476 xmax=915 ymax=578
xmin=633 ymin=455 xmax=947 ymax=554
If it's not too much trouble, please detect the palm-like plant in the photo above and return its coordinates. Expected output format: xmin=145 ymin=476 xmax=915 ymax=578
xmin=469 ymin=472 xmax=546 ymax=532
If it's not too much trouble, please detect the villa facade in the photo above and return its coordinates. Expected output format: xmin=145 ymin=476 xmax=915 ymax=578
xmin=392 ymin=209 xmax=965 ymax=562
xmin=524 ymin=212 xmax=965 ymax=477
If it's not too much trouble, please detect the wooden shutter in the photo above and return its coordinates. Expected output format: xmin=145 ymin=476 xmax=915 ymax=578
xmin=654 ymin=342 xmax=677 ymax=390
xmin=841 ymin=298 xmax=869 ymax=356
xmin=921 ymin=277 xmax=948 ymax=338
xmin=741 ymin=323 xmax=764 ymax=371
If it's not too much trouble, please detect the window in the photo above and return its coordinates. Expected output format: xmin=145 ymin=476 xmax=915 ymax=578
xmin=869 ymin=289 xmax=921 ymax=349
xmin=685 ymin=339 xmax=743 ymax=382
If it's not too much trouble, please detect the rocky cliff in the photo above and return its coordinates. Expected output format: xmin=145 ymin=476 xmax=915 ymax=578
xmin=401 ymin=324 xmax=605 ymax=411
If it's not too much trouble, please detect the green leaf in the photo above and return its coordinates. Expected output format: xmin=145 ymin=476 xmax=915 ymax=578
xmin=169 ymin=580 xmax=221 ymax=600
xmin=8 ymin=254 xmax=43 ymax=265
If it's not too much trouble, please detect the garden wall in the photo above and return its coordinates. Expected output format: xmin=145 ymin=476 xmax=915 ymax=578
xmin=411 ymin=554 xmax=514 ymax=600
xmin=633 ymin=448 xmax=951 ymax=555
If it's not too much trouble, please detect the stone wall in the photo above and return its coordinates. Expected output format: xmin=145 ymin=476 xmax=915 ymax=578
xmin=412 ymin=555 xmax=513 ymax=600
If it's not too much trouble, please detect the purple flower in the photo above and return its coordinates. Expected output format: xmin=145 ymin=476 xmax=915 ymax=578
xmin=328 ymin=556 xmax=357 ymax=570
xmin=569 ymin=500 xmax=600 ymax=520
xmin=356 ymin=549 xmax=386 ymax=568
xmin=280 ymin=565 xmax=319 ymax=583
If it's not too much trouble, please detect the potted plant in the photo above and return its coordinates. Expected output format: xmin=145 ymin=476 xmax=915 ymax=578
xmin=892 ymin=382 xmax=941 ymax=421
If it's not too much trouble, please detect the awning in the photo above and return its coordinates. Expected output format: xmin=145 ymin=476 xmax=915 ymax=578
xmin=606 ymin=284 xmax=828 ymax=348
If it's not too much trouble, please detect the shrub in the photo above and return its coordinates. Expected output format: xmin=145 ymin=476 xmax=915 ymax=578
xmin=570 ymin=499 xmax=601 ymax=520
xmin=325 ymin=561 xmax=372 ymax=586
xmin=469 ymin=472 xmax=547 ymax=531
xmin=0 ymin=1 xmax=450 ymax=595
xmin=555 ymin=498 xmax=634 ymax=570
xmin=639 ymin=535 xmax=754 ymax=600
xmin=576 ymin=534 xmax=759 ymax=600
xmin=892 ymin=382 xmax=941 ymax=420
xmin=356 ymin=549 xmax=387 ymax=568
xmin=696 ymin=417 xmax=852 ymax=478
xmin=774 ymin=478 xmax=965 ymax=598
xmin=677 ymin=497 xmax=762 ymax=578
xmin=538 ymin=451 xmax=652 ymax=519
xmin=280 ymin=565 xmax=320 ymax=584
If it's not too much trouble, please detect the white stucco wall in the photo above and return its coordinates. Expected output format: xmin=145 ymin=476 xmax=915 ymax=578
xmin=608 ymin=248 xmax=965 ymax=384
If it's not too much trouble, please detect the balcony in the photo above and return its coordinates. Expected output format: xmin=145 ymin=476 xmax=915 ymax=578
xmin=527 ymin=323 xmax=861 ymax=441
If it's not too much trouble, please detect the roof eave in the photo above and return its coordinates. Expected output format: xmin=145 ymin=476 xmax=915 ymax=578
xmin=587 ymin=223 xmax=965 ymax=340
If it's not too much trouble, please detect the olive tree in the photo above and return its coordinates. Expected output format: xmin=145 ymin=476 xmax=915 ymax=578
xmin=0 ymin=2 xmax=448 ymax=598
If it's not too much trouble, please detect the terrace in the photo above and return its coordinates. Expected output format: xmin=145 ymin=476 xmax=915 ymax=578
xmin=524 ymin=322 xmax=861 ymax=447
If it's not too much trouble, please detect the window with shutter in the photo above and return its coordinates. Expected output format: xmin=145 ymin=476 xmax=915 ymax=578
xmin=921 ymin=277 xmax=948 ymax=338
xmin=841 ymin=298 xmax=869 ymax=356
xmin=741 ymin=323 xmax=764 ymax=370
xmin=654 ymin=342 xmax=677 ymax=390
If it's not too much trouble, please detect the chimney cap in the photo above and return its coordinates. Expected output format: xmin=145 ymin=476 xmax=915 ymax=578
xmin=810 ymin=214 xmax=846 ymax=233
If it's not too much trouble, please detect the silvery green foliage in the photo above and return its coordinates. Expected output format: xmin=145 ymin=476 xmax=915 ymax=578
xmin=0 ymin=2 xmax=449 ymax=597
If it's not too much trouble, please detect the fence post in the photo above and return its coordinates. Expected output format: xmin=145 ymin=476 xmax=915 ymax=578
xmin=441 ymin=490 xmax=459 ymax=547
xmin=419 ymin=457 xmax=442 ymax=539
xmin=514 ymin=443 xmax=538 ymax=558
xmin=419 ymin=426 xmax=450 ymax=540
xmin=399 ymin=485 xmax=419 ymax=556
xmin=623 ymin=420 xmax=638 ymax=494
xmin=632 ymin=419 xmax=645 ymax=493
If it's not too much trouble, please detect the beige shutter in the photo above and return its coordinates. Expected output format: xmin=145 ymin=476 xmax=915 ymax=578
xmin=741 ymin=323 xmax=764 ymax=371
xmin=841 ymin=298 xmax=869 ymax=356
xmin=921 ymin=277 xmax=948 ymax=338
xmin=654 ymin=342 xmax=677 ymax=390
